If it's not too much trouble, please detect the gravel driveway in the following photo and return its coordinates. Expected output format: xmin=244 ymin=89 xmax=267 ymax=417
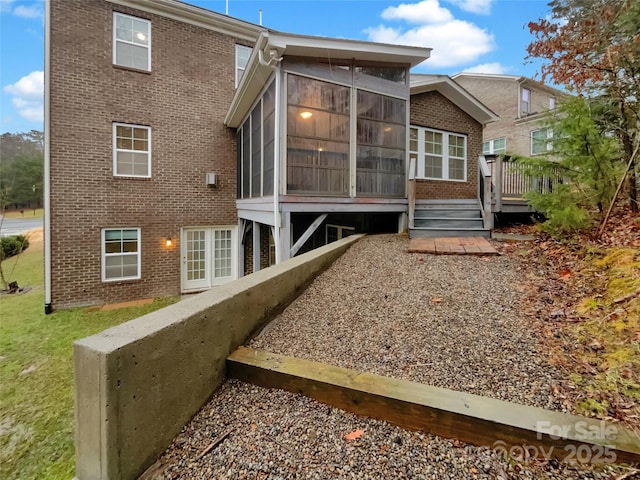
xmin=156 ymin=235 xmax=622 ymax=479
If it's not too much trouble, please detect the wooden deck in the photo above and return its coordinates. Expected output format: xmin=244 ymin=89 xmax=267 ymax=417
xmin=408 ymin=236 xmax=499 ymax=255
xmin=227 ymin=347 xmax=640 ymax=464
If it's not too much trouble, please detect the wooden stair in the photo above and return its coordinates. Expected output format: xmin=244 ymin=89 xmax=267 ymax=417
xmin=227 ymin=347 xmax=640 ymax=464
xmin=410 ymin=199 xmax=490 ymax=239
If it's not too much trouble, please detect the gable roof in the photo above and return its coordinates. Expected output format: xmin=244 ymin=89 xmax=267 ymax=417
xmin=410 ymin=74 xmax=498 ymax=125
xmin=225 ymin=31 xmax=432 ymax=127
xmin=452 ymin=72 xmax=568 ymax=98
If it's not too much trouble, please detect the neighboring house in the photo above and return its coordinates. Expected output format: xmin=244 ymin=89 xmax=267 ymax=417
xmin=452 ymin=73 xmax=568 ymax=158
xmin=44 ymin=0 xmax=496 ymax=310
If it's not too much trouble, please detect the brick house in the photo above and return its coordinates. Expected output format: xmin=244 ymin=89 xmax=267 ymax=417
xmin=452 ymin=73 xmax=568 ymax=157
xmin=44 ymin=0 xmax=496 ymax=310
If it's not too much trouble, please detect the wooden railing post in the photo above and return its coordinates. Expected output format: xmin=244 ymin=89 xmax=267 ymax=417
xmin=408 ymin=157 xmax=416 ymax=229
xmin=478 ymin=156 xmax=493 ymax=230
xmin=495 ymin=155 xmax=503 ymax=212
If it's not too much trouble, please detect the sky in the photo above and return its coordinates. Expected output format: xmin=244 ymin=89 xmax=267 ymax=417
xmin=0 ymin=0 xmax=553 ymax=134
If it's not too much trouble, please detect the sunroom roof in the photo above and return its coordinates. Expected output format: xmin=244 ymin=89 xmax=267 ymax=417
xmin=225 ymin=31 xmax=432 ymax=128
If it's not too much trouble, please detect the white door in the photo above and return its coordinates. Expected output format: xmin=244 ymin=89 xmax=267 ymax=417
xmin=181 ymin=227 xmax=237 ymax=292
xmin=182 ymin=228 xmax=210 ymax=291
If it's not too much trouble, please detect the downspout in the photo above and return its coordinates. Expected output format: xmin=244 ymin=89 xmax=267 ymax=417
xmin=44 ymin=0 xmax=52 ymax=314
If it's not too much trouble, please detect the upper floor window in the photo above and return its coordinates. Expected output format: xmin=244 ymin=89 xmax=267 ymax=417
xmin=521 ymin=88 xmax=530 ymax=115
xmin=113 ymin=123 xmax=151 ymax=177
xmin=236 ymin=45 xmax=252 ymax=87
xmin=410 ymin=126 xmax=466 ymax=181
xmin=114 ymin=13 xmax=151 ymax=71
xmin=102 ymin=228 xmax=141 ymax=281
xmin=531 ymin=128 xmax=553 ymax=155
xmin=482 ymin=137 xmax=506 ymax=155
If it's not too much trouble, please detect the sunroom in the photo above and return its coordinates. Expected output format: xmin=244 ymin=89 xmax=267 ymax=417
xmin=225 ymin=32 xmax=431 ymax=271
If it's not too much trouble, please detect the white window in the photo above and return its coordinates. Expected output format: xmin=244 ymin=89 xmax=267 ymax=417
xmin=235 ymin=45 xmax=252 ymax=87
xmin=113 ymin=123 xmax=151 ymax=177
xmin=410 ymin=127 xmax=467 ymax=181
xmin=549 ymin=97 xmax=556 ymax=109
xmin=113 ymin=13 xmax=151 ymax=71
xmin=102 ymin=228 xmax=141 ymax=281
xmin=482 ymin=137 xmax=506 ymax=155
xmin=531 ymin=128 xmax=553 ymax=155
xmin=521 ymin=88 xmax=530 ymax=115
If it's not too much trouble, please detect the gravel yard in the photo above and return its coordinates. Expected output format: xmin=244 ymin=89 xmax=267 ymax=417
xmin=156 ymin=234 xmax=624 ymax=479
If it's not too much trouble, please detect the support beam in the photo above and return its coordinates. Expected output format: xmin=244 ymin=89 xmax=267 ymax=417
xmin=228 ymin=347 xmax=640 ymax=465
xmin=290 ymin=214 xmax=328 ymax=258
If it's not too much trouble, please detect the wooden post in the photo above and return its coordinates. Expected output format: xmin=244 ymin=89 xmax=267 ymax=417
xmin=495 ymin=155 xmax=503 ymax=212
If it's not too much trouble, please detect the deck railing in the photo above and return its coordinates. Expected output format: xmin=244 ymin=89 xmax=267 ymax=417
xmin=489 ymin=155 xmax=564 ymax=212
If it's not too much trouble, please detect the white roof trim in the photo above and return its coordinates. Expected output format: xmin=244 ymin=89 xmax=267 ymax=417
xmin=225 ymin=32 xmax=432 ymax=128
xmin=411 ymin=75 xmax=498 ymax=125
xmin=106 ymin=0 xmax=264 ymax=41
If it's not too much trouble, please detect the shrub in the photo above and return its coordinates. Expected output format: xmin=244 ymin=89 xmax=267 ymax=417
xmin=1 ymin=235 xmax=30 ymax=260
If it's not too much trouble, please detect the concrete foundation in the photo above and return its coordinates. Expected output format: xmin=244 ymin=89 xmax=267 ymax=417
xmin=73 ymin=235 xmax=362 ymax=480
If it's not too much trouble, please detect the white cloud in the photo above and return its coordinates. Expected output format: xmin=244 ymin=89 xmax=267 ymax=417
xmin=461 ymin=62 xmax=509 ymax=74
xmin=3 ymin=71 xmax=44 ymax=124
xmin=381 ymin=0 xmax=453 ymax=24
xmin=445 ymin=0 xmax=494 ymax=15
xmin=13 ymin=4 xmax=43 ymax=19
xmin=366 ymin=0 xmax=495 ymax=69
xmin=366 ymin=19 xmax=494 ymax=68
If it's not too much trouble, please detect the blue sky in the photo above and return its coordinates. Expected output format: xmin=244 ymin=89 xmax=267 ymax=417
xmin=0 ymin=0 xmax=552 ymax=134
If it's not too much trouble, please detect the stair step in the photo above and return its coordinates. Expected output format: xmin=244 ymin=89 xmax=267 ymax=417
xmin=409 ymin=227 xmax=490 ymax=239
xmin=414 ymin=209 xmax=482 ymax=219
xmin=414 ymin=218 xmax=484 ymax=229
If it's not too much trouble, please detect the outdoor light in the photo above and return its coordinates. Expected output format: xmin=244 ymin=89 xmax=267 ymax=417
xmin=300 ymin=111 xmax=312 ymax=119
xmin=165 ymin=237 xmax=173 ymax=247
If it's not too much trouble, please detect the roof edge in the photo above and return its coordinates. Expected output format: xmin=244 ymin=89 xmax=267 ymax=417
xmin=106 ymin=0 xmax=265 ymax=41
xmin=411 ymin=75 xmax=499 ymax=125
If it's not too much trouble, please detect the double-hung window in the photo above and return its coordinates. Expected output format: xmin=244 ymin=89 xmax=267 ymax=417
xmin=482 ymin=137 xmax=506 ymax=155
xmin=531 ymin=128 xmax=553 ymax=155
xmin=113 ymin=13 xmax=151 ymax=71
xmin=236 ymin=45 xmax=252 ymax=87
xmin=410 ymin=127 xmax=467 ymax=181
xmin=102 ymin=228 xmax=141 ymax=281
xmin=113 ymin=123 xmax=151 ymax=177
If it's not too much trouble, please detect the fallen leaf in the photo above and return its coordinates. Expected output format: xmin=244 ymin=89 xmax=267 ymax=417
xmin=559 ymin=269 xmax=572 ymax=280
xmin=344 ymin=429 xmax=365 ymax=441
xmin=432 ymin=298 xmax=442 ymax=303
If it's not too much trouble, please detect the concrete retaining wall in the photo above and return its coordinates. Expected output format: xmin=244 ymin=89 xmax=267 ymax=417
xmin=73 ymin=235 xmax=362 ymax=480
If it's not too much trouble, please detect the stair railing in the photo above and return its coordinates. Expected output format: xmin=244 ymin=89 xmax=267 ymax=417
xmin=478 ymin=155 xmax=493 ymax=230
xmin=408 ymin=156 xmax=416 ymax=229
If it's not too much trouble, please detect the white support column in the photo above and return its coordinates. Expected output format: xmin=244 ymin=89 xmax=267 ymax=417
xmin=252 ymin=221 xmax=260 ymax=273
xmin=237 ymin=219 xmax=247 ymax=278
xmin=279 ymin=211 xmax=291 ymax=262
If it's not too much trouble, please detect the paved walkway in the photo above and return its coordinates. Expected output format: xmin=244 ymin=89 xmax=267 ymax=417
xmin=408 ymin=236 xmax=499 ymax=255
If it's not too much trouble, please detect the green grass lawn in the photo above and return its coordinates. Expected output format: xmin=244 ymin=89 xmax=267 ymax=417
xmin=0 ymin=232 xmax=177 ymax=479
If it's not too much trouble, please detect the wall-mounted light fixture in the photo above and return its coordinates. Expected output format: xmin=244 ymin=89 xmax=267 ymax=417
xmin=165 ymin=237 xmax=173 ymax=247
xmin=300 ymin=111 xmax=312 ymax=119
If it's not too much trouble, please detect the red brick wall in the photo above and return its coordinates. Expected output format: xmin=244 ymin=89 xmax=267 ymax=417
xmin=49 ymin=0 xmax=254 ymax=308
xmin=410 ymin=91 xmax=482 ymax=200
